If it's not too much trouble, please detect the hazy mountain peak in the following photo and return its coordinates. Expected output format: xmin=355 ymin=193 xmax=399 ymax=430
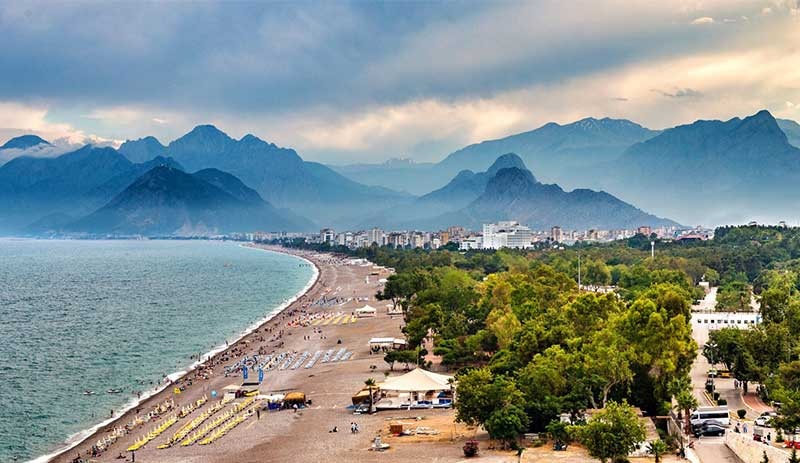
xmin=118 ymin=136 xmax=166 ymax=163
xmin=123 ymin=135 xmax=164 ymax=147
xmin=189 ymin=124 xmax=229 ymax=137
xmin=568 ymin=116 xmax=649 ymax=133
xmin=1 ymin=134 xmax=51 ymax=150
xmin=489 ymin=166 xmax=538 ymax=188
xmin=735 ymin=109 xmax=783 ymax=137
xmin=486 ymin=153 xmax=529 ymax=177
xmin=239 ymin=133 xmax=263 ymax=144
xmin=171 ymin=124 xmax=234 ymax=149
xmin=452 ymin=169 xmax=476 ymax=180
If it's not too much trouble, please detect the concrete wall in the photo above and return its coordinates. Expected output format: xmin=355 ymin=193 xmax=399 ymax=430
xmin=726 ymin=431 xmax=790 ymax=462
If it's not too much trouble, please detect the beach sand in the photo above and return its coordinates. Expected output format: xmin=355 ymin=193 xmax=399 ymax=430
xmin=47 ymin=244 xmax=473 ymax=463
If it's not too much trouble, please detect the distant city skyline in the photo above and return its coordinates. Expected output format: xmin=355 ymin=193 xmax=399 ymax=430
xmin=1 ymin=1 xmax=799 ymax=163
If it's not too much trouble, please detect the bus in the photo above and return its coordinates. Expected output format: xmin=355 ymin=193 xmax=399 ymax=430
xmin=690 ymin=406 xmax=730 ymax=427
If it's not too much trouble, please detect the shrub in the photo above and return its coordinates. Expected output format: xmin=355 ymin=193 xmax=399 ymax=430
xmin=713 ymin=392 xmax=721 ymax=401
xmin=737 ymin=409 xmax=747 ymax=419
xmin=463 ymin=440 xmax=479 ymax=457
xmin=718 ymin=399 xmax=728 ymax=406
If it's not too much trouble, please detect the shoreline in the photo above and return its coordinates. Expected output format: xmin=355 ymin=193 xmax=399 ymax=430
xmin=36 ymin=242 xmax=322 ymax=463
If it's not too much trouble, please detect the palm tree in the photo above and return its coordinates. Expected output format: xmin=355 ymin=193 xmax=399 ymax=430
xmin=648 ymin=440 xmax=668 ymax=463
xmin=675 ymin=389 xmax=698 ymax=434
xmin=365 ymin=378 xmax=377 ymax=414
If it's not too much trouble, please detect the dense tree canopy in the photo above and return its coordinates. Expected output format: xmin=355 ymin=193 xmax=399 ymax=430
xmin=275 ymin=225 xmax=800 ymax=441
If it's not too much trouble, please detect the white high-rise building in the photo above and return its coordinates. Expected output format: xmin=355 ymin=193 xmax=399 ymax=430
xmin=482 ymin=221 xmax=533 ymax=249
xmin=320 ymin=228 xmax=335 ymax=243
xmin=367 ymin=228 xmax=384 ymax=246
xmin=551 ymin=226 xmax=563 ymax=243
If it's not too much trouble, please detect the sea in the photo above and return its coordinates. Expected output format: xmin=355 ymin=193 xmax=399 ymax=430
xmin=0 ymin=239 xmax=315 ymax=462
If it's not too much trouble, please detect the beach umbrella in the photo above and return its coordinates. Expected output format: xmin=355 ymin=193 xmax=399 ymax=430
xmin=258 ymin=368 xmax=264 ymax=383
xmin=211 ymin=390 xmax=217 ymax=398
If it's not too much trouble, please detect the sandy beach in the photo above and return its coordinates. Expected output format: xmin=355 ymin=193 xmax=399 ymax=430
xmin=47 ymin=244 xmax=469 ymax=463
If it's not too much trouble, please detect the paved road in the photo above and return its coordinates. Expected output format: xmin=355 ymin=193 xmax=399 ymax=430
xmin=689 ymin=290 xmax=745 ymax=463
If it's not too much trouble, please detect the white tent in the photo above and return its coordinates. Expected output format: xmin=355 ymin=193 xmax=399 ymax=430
xmin=369 ymin=337 xmax=407 ymax=349
xmin=380 ymin=368 xmax=454 ymax=392
xmin=355 ymin=305 xmax=378 ymax=317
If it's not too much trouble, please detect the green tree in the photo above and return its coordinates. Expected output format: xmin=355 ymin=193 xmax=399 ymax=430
xmin=670 ymin=376 xmax=698 ymax=432
xmin=788 ymin=448 xmax=800 ymax=463
xmin=584 ymin=259 xmax=612 ymax=287
xmin=454 ymin=368 xmax=525 ymax=434
xmin=383 ymin=349 xmax=418 ymax=371
xmin=716 ymin=280 xmax=753 ymax=312
xmin=376 ymin=270 xmax=431 ymax=314
xmin=647 ymin=440 xmax=668 ymax=463
xmin=571 ymin=401 xmax=645 ymax=463
xmin=546 ymin=420 xmax=571 ymax=445
xmin=484 ymin=404 xmax=529 ymax=448
xmin=583 ymin=328 xmax=634 ymax=407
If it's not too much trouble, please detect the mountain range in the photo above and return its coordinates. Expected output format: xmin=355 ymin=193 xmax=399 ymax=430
xmin=2 ymin=108 xmax=799 ymax=235
xmin=332 ymin=117 xmax=658 ymax=194
xmin=0 ymin=145 xmax=182 ymax=233
xmin=401 ymin=156 xmax=677 ymax=231
xmin=589 ymin=110 xmax=800 ymax=225
xmin=334 ymin=109 xmax=800 ymax=226
xmin=120 ymin=125 xmax=411 ymax=227
xmin=71 ymin=166 xmax=311 ymax=235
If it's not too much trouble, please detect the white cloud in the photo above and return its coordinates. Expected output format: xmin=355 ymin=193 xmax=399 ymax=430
xmin=0 ymin=102 xmax=122 ymax=161
xmin=692 ymin=16 xmax=715 ymax=24
xmin=248 ymin=18 xmax=800 ymax=162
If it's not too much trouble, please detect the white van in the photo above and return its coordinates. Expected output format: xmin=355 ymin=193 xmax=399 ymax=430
xmin=690 ymin=406 xmax=730 ymax=427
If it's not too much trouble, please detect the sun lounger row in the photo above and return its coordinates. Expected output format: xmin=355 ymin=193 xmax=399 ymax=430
xmin=178 ymin=395 xmax=208 ymax=418
xmin=127 ymin=414 xmax=178 ymax=451
xmin=160 ymin=401 xmax=225 ymax=448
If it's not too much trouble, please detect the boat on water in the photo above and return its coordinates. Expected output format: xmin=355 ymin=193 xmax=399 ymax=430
xmin=107 ymin=389 xmax=123 ymax=394
xmin=83 ymin=390 xmax=95 ymax=395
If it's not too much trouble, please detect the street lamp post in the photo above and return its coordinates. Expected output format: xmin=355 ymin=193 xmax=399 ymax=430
xmin=705 ymin=341 xmax=719 ymax=399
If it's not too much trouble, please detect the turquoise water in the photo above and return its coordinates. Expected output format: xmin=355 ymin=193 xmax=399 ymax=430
xmin=0 ymin=239 xmax=313 ymax=462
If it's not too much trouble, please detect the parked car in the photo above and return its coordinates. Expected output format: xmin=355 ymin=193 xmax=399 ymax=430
xmin=692 ymin=419 xmax=724 ymax=432
xmin=755 ymin=412 xmax=778 ymax=427
xmin=694 ymin=422 xmax=726 ymax=437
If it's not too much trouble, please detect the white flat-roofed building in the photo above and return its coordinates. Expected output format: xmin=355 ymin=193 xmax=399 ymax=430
xmin=459 ymin=235 xmax=482 ymax=250
xmin=482 ymin=221 xmax=533 ymax=249
xmin=691 ymin=311 xmax=762 ymax=330
xmin=367 ymin=228 xmax=384 ymax=246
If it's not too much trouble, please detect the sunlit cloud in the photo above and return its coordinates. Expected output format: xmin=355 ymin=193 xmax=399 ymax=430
xmin=0 ymin=0 xmax=798 ymax=163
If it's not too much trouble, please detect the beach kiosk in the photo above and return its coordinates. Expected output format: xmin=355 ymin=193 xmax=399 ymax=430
xmin=376 ymin=368 xmax=454 ymax=410
xmin=241 ymin=377 xmax=260 ymax=397
xmin=355 ymin=305 xmax=378 ymax=318
xmin=222 ymin=384 xmax=240 ymax=401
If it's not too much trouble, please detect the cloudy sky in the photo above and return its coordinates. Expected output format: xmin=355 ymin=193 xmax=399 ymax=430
xmin=1 ymin=0 xmax=798 ymax=163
